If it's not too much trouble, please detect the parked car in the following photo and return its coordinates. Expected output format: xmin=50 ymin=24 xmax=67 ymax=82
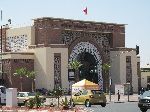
xmin=0 ymin=86 xmax=6 ymax=104
xmin=138 ymin=90 xmax=150 ymax=112
xmin=17 ymin=92 xmax=46 ymax=105
xmin=72 ymin=90 xmax=107 ymax=107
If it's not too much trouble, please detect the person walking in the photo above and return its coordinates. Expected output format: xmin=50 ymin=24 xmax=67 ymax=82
xmin=117 ymin=90 xmax=120 ymax=101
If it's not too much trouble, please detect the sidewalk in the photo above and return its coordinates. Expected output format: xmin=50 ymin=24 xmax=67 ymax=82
xmin=106 ymin=94 xmax=139 ymax=103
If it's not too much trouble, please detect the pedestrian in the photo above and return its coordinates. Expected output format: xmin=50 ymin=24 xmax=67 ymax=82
xmin=140 ymin=87 xmax=145 ymax=95
xmin=117 ymin=90 xmax=120 ymax=101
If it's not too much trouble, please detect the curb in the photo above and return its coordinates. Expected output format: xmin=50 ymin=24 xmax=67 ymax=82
xmin=107 ymin=100 xmax=138 ymax=103
xmin=114 ymin=101 xmax=125 ymax=103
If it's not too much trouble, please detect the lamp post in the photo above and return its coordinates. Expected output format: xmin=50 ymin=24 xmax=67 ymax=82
xmin=0 ymin=25 xmax=3 ymax=85
xmin=109 ymin=76 xmax=112 ymax=102
xmin=126 ymin=83 xmax=130 ymax=102
xmin=0 ymin=16 xmax=11 ymax=85
xmin=68 ymin=68 xmax=75 ymax=109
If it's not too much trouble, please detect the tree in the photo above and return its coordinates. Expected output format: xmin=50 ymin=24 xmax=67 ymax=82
xmin=13 ymin=67 xmax=27 ymax=91
xmin=69 ymin=60 xmax=82 ymax=82
xmin=26 ymin=71 xmax=36 ymax=92
xmin=102 ymin=63 xmax=111 ymax=93
xmin=52 ymin=87 xmax=64 ymax=108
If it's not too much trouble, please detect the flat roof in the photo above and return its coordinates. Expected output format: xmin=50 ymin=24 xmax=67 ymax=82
xmin=33 ymin=17 xmax=127 ymax=26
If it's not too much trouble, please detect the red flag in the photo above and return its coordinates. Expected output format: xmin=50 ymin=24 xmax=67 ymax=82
xmin=83 ymin=7 xmax=87 ymax=15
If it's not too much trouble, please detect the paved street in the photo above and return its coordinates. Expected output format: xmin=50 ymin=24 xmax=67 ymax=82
xmin=79 ymin=102 xmax=142 ymax=112
xmin=76 ymin=94 xmax=148 ymax=112
xmin=43 ymin=94 xmax=146 ymax=112
xmin=0 ymin=94 xmax=146 ymax=112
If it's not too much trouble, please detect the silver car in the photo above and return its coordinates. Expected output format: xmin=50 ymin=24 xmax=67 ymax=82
xmin=138 ymin=90 xmax=150 ymax=112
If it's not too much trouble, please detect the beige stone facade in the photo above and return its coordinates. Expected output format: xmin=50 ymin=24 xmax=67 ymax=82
xmin=141 ymin=66 xmax=150 ymax=89
xmin=110 ymin=48 xmax=140 ymax=93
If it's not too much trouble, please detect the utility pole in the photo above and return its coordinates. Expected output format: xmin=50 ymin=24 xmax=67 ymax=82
xmin=0 ymin=9 xmax=3 ymax=85
xmin=109 ymin=77 xmax=112 ymax=102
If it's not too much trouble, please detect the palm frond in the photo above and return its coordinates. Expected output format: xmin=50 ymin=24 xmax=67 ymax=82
xmin=69 ymin=60 xmax=82 ymax=70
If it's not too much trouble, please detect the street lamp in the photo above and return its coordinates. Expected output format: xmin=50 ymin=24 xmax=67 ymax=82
xmin=68 ymin=68 xmax=75 ymax=109
xmin=126 ymin=83 xmax=130 ymax=102
xmin=109 ymin=76 xmax=112 ymax=102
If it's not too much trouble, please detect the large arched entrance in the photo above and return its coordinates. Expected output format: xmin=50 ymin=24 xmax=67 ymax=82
xmin=69 ymin=42 xmax=103 ymax=90
xmin=77 ymin=52 xmax=98 ymax=83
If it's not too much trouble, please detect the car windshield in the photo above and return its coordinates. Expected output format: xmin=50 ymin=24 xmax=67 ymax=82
xmin=17 ymin=92 xmax=29 ymax=97
xmin=142 ymin=91 xmax=150 ymax=97
xmin=28 ymin=92 xmax=36 ymax=96
xmin=91 ymin=90 xmax=102 ymax=94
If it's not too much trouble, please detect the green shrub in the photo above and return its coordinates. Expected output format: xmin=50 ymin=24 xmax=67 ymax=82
xmin=25 ymin=93 xmax=42 ymax=109
xmin=25 ymin=98 xmax=35 ymax=109
xmin=34 ymin=94 xmax=42 ymax=108
xmin=61 ymin=96 xmax=70 ymax=110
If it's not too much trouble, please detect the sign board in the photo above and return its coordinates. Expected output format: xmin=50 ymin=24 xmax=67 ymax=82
xmin=68 ymin=69 xmax=75 ymax=81
xmin=115 ymin=84 xmax=124 ymax=95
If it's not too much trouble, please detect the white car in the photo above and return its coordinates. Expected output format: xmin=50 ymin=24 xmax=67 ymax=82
xmin=17 ymin=92 xmax=46 ymax=105
xmin=17 ymin=92 xmax=30 ymax=104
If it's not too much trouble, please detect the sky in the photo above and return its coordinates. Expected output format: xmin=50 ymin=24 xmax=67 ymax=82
xmin=0 ymin=0 xmax=150 ymax=67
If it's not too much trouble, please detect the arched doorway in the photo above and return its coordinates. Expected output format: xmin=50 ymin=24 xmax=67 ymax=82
xmin=69 ymin=42 xmax=103 ymax=90
xmin=77 ymin=52 xmax=98 ymax=84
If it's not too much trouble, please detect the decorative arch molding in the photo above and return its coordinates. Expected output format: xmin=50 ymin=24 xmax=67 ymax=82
xmin=61 ymin=30 xmax=111 ymax=63
xmin=69 ymin=41 xmax=103 ymax=90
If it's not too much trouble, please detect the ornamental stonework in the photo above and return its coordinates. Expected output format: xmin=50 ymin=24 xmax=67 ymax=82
xmin=69 ymin=42 xmax=103 ymax=90
xmin=61 ymin=30 xmax=111 ymax=47
xmin=54 ymin=54 xmax=61 ymax=89
xmin=6 ymin=34 xmax=28 ymax=52
xmin=34 ymin=17 xmax=125 ymax=48
xmin=34 ymin=18 xmax=125 ymax=33
xmin=61 ymin=30 xmax=111 ymax=63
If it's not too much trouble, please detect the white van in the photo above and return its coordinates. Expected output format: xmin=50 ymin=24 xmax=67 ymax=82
xmin=0 ymin=86 xmax=6 ymax=104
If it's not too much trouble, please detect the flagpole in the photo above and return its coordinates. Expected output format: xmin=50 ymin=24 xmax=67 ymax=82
xmin=0 ymin=10 xmax=2 ymax=22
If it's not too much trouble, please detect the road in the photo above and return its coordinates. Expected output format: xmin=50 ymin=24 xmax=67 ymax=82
xmin=77 ymin=102 xmax=146 ymax=112
xmin=45 ymin=95 xmax=149 ymax=112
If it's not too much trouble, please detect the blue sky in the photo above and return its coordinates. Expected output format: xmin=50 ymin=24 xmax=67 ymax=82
xmin=0 ymin=0 xmax=150 ymax=67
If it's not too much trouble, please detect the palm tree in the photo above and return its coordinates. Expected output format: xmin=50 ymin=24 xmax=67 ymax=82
xmin=102 ymin=63 xmax=111 ymax=93
xmin=26 ymin=71 xmax=36 ymax=92
xmin=69 ymin=60 xmax=82 ymax=82
xmin=13 ymin=67 xmax=27 ymax=91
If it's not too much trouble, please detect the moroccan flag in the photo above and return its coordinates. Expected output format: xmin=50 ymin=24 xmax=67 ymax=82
xmin=83 ymin=7 xmax=87 ymax=15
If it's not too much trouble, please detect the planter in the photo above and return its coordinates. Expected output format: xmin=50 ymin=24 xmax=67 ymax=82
xmin=63 ymin=106 xmax=69 ymax=110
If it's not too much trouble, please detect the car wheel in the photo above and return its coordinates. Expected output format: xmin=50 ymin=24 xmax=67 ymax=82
xmin=85 ymin=100 xmax=91 ymax=107
xmin=140 ymin=108 xmax=147 ymax=112
xmin=101 ymin=103 xmax=106 ymax=107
